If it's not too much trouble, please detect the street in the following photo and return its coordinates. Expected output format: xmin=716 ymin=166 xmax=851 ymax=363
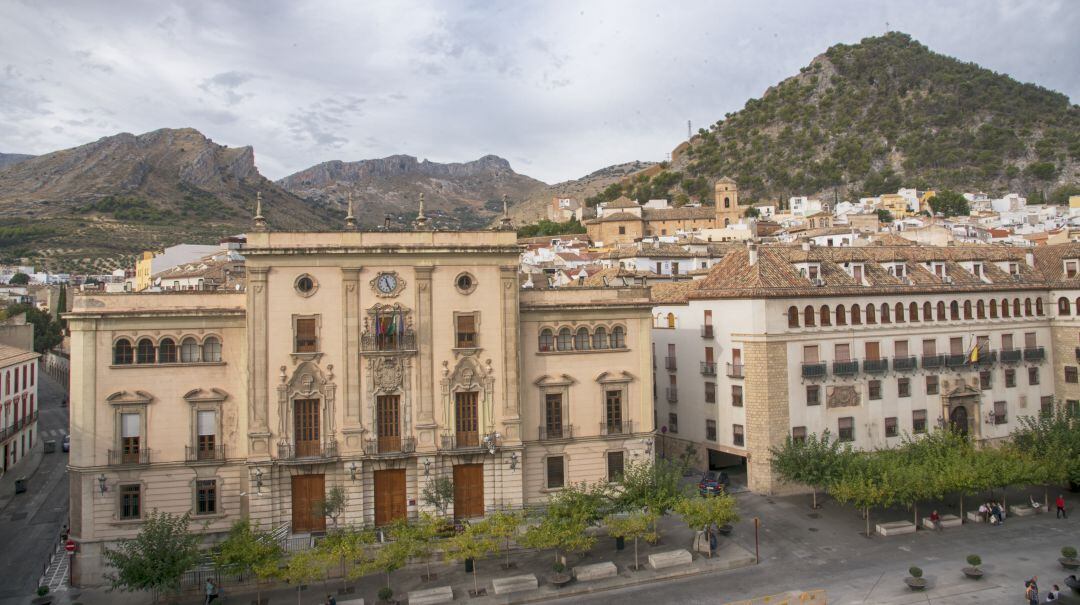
xmin=0 ymin=369 xmax=69 ymax=604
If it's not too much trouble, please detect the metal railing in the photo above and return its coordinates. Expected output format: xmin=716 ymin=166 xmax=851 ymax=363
xmin=666 ymin=387 xmax=678 ymax=403
xmin=363 ymin=436 xmax=416 ymax=455
xmin=832 ymin=359 xmax=859 ymax=377
xmin=440 ymin=432 xmax=481 ymax=450
xmin=360 ymin=330 xmax=417 ymax=353
xmin=726 ymin=363 xmax=744 ymax=378
xmin=863 ymin=358 xmax=889 ymax=374
xmin=893 ymin=356 xmax=917 ymax=372
xmin=600 ymin=421 xmax=633 ymax=436
xmin=921 ymin=354 xmax=944 ymax=369
xmin=700 ymin=362 xmax=717 ymax=376
xmin=277 ymin=439 xmax=338 ymax=460
xmin=664 ymin=356 xmax=677 ymax=371
xmin=108 ymin=448 xmax=151 ymax=466
xmin=701 ymin=325 xmax=714 ymax=338
xmin=0 ymin=411 xmax=38 ymax=442
xmin=538 ymin=425 xmax=573 ymax=440
xmin=801 ymin=362 xmax=826 ymax=379
xmin=1023 ymin=346 xmax=1045 ymax=362
xmin=1000 ymin=348 xmax=1022 ymax=363
xmin=185 ymin=445 xmax=225 ymax=462
xmin=945 ymin=354 xmax=969 ymax=368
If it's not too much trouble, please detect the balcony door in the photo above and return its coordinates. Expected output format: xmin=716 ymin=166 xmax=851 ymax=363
xmin=377 ymin=395 xmax=401 ymax=452
xmin=455 ymin=391 xmax=479 ymax=447
xmin=294 ymin=399 xmax=321 ymax=457
xmin=544 ymin=394 xmax=563 ymax=438
xmin=605 ymin=390 xmax=623 ymax=434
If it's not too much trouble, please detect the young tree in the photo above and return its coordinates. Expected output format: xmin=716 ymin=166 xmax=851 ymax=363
xmin=365 ymin=520 xmax=414 ymax=601
xmin=421 ymin=476 xmax=455 ymax=517
xmin=616 ymin=460 xmax=686 ymax=537
xmin=278 ymin=549 xmax=325 ymax=605
xmin=604 ymin=510 xmax=657 ymax=570
xmin=522 ymin=484 xmax=604 ymax=564
xmin=102 ymin=511 xmax=202 ymax=603
xmin=1011 ymin=405 xmax=1080 ymax=504
xmin=485 ymin=509 xmax=524 ymax=569
xmin=8 ymin=272 xmax=29 ymax=285
xmin=317 ymin=485 xmax=348 ymax=529
xmin=314 ymin=526 xmax=375 ymax=592
xmin=446 ymin=519 xmax=498 ymax=596
xmin=214 ymin=519 xmax=284 ymax=604
xmin=830 ymin=455 xmax=895 ymax=537
xmin=770 ymin=430 xmax=852 ymax=509
xmin=398 ymin=513 xmax=443 ymax=581
xmin=673 ymin=493 xmax=739 ymax=557
xmin=926 ymin=189 xmax=970 ymax=217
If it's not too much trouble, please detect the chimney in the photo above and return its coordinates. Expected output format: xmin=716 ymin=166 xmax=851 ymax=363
xmin=801 ymin=241 xmax=811 ymax=252
xmin=748 ymin=242 xmax=759 ymax=266
xmin=1025 ymin=250 xmax=1034 ymax=267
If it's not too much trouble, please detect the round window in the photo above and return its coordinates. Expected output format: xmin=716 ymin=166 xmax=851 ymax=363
xmin=455 ymin=273 xmax=476 ymax=294
xmin=295 ymin=275 xmax=317 ymax=296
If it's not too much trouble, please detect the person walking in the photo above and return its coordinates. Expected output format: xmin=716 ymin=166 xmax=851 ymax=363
xmin=1026 ymin=580 xmax=1039 ymax=605
xmin=205 ymin=578 xmax=219 ymax=604
xmin=1056 ymin=494 xmax=1068 ymax=519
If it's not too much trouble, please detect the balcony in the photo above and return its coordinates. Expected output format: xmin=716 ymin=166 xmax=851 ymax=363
xmin=893 ymin=356 xmax=918 ymax=372
xmin=863 ymin=359 xmax=889 ymax=374
xmin=701 ymin=325 xmax=714 ymax=339
xmin=1023 ymin=346 xmax=1045 ymax=362
xmin=0 ymin=411 xmax=37 ymax=442
xmin=832 ymin=359 xmax=859 ymax=377
xmin=921 ymin=354 xmax=945 ymax=369
xmin=666 ymin=387 xmax=678 ymax=403
xmin=440 ymin=432 xmax=482 ymax=451
xmin=363 ymin=436 xmax=416 ymax=456
xmin=538 ymin=425 xmax=574 ymax=440
xmin=277 ymin=439 xmax=338 ymax=461
xmin=1000 ymin=348 xmax=1022 ymax=363
xmin=945 ymin=354 xmax=969 ymax=368
xmin=108 ymin=448 xmax=151 ymax=466
xmin=726 ymin=363 xmax=744 ymax=379
xmin=1075 ymin=347 xmax=1080 ymax=362
xmin=701 ymin=362 xmax=717 ymax=376
xmin=664 ymin=357 xmax=677 ymax=371
xmin=360 ymin=330 xmax=417 ymax=354
xmin=600 ymin=421 xmax=633 ymax=436
xmin=972 ymin=349 xmax=997 ymax=366
xmin=185 ymin=445 xmax=225 ymax=463
xmin=801 ymin=362 xmax=827 ymax=379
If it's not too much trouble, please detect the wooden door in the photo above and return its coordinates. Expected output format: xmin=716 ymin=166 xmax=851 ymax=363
xmin=376 ymin=395 xmax=401 ymax=453
xmin=454 ymin=391 xmax=479 ymax=447
xmin=291 ymin=474 xmax=325 ymax=533
xmin=294 ymin=399 xmax=320 ymax=457
xmin=374 ymin=469 xmax=406 ymax=526
xmin=453 ymin=464 xmax=484 ymax=519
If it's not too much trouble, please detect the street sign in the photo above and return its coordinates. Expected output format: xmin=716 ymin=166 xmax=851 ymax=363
xmin=64 ymin=540 xmax=76 ymax=553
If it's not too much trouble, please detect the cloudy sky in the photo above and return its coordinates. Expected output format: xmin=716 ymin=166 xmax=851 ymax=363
xmin=2 ymin=1 xmax=1077 ymax=184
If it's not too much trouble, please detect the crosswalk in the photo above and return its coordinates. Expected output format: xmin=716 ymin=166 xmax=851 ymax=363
xmin=41 ymin=541 xmax=69 ymax=591
xmin=38 ymin=429 xmax=67 ymax=439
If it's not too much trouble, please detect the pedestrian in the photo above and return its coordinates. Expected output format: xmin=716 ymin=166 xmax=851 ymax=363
xmin=1025 ymin=580 xmax=1038 ymax=605
xmin=708 ymin=523 xmax=718 ymax=555
xmin=1056 ymin=494 xmax=1067 ymax=519
xmin=978 ymin=502 xmax=989 ymax=523
xmin=326 ymin=594 xmax=337 ymax=605
xmin=930 ymin=509 xmax=943 ymax=532
xmin=205 ymin=578 xmax=219 ymax=604
xmin=991 ymin=502 xmax=1004 ymax=525
xmin=1046 ymin=584 xmax=1061 ymax=601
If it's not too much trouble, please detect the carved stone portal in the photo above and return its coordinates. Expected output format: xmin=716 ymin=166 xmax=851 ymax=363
xmin=277 ymin=360 xmax=337 ymax=441
xmin=826 ymin=385 xmax=860 ymax=408
xmin=441 ymin=356 xmax=496 ymax=431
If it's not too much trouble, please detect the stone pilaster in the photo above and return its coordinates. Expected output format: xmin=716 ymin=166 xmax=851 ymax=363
xmin=743 ymin=338 xmax=790 ymax=494
xmin=341 ymin=267 xmax=362 ymax=426
xmin=415 ymin=267 xmax=437 ymax=452
xmin=247 ymin=266 xmax=272 ymax=457
xmin=1050 ymin=321 xmax=1080 ymax=410
xmin=500 ymin=265 xmax=521 ymax=442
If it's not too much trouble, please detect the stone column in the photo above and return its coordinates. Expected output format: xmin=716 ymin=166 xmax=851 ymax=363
xmin=415 ymin=266 xmax=437 ymax=444
xmin=247 ymin=266 xmax=272 ymax=457
xmin=499 ymin=265 xmax=521 ymax=441
xmin=743 ymin=338 xmax=790 ymax=494
xmin=341 ymin=267 xmax=362 ymax=425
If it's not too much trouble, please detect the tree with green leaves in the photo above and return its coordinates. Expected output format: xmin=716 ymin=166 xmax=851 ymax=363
xmin=830 ymin=454 xmax=896 ymax=537
xmin=421 ymin=476 xmax=455 ymax=517
xmin=875 ymin=208 xmax=894 ymax=223
xmin=102 ymin=511 xmax=202 ymax=603
xmin=603 ymin=509 xmax=657 ymax=570
xmin=316 ymin=485 xmax=348 ymax=529
xmin=8 ymin=272 xmax=29 ymax=285
xmin=446 ymin=519 xmax=498 ymax=596
xmin=1011 ymin=404 xmax=1080 ymax=504
xmin=485 ymin=509 xmax=524 ymax=569
xmin=770 ymin=430 xmax=852 ymax=509
xmin=214 ymin=519 xmax=285 ymax=604
xmin=927 ymin=189 xmax=970 ymax=217
xmin=2 ymin=303 xmax=63 ymax=353
xmin=278 ymin=549 xmax=325 ymax=605
xmin=523 ymin=483 xmax=606 ymax=565
xmin=365 ymin=519 xmax=414 ymax=601
xmin=615 ymin=459 xmax=687 ymax=538
xmin=314 ymin=525 xmax=375 ymax=592
xmin=398 ymin=513 xmax=443 ymax=581
xmin=673 ymin=494 xmax=739 ymax=557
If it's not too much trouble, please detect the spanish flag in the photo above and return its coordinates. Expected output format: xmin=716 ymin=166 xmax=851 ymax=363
xmin=969 ymin=345 xmax=979 ymax=364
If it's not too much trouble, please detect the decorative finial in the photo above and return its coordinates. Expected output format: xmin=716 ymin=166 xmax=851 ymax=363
xmin=499 ymin=193 xmax=514 ymax=230
xmin=345 ymin=192 xmax=357 ymax=230
xmin=413 ymin=192 xmax=430 ymax=230
xmin=253 ymin=191 xmax=267 ymax=231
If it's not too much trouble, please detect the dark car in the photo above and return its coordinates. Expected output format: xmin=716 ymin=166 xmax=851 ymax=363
xmin=698 ymin=470 xmax=730 ymax=496
xmin=62 ymin=435 xmax=70 ymax=453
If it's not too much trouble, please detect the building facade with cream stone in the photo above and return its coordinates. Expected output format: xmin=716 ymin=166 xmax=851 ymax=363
xmin=652 ymin=242 xmax=1080 ymax=494
xmin=67 ymin=229 xmax=653 ymax=586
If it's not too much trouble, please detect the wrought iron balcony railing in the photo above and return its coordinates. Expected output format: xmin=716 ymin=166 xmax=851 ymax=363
xmin=600 ymin=421 xmax=633 ymax=436
xmin=832 ymin=359 xmax=859 ymax=377
xmin=863 ymin=359 xmax=889 ymax=374
xmin=108 ymin=448 xmax=151 ymax=466
xmin=1023 ymin=346 xmax=1045 ymax=362
xmin=701 ymin=325 xmax=714 ymax=338
xmin=700 ymin=362 xmax=717 ymax=376
xmin=921 ymin=354 xmax=944 ymax=369
xmin=363 ymin=436 xmax=416 ymax=455
xmin=185 ymin=445 xmax=225 ymax=463
xmin=801 ymin=362 xmax=827 ymax=379
xmin=664 ymin=357 xmax=677 ymax=371
xmin=538 ymin=425 xmax=574 ymax=440
xmin=893 ymin=356 xmax=917 ymax=372
xmin=1000 ymin=348 xmax=1022 ymax=363
xmin=278 ymin=439 xmax=338 ymax=460
xmin=726 ymin=363 xmax=744 ymax=378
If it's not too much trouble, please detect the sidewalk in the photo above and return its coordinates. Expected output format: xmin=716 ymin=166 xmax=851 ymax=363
xmin=0 ymin=436 xmax=44 ymax=513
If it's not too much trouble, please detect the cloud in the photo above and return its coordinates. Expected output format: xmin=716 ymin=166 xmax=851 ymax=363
xmin=199 ymin=71 xmax=255 ymax=105
xmin=287 ymin=96 xmax=366 ymax=148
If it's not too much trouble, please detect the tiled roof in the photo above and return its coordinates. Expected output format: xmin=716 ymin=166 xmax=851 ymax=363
xmin=605 ymin=196 xmax=640 ymax=209
xmin=0 ymin=343 xmax=39 ymax=366
xmin=641 ymin=207 xmax=715 ymax=221
xmin=1033 ymin=243 xmax=1080 ymax=285
xmin=650 ymin=280 xmax=695 ymax=304
xmin=585 ymin=212 xmax=643 ymax=224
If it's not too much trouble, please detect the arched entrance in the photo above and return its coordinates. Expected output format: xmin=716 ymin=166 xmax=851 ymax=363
xmin=949 ymin=405 xmax=969 ymax=436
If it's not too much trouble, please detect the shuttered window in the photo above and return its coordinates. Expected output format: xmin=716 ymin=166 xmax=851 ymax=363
xmin=456 ymin=314 xmax=477 ymax=348
xmin=296 ymin=318 xmax=318 ymax=353
xmin=546 ymin=456 xmax=564 ymax=489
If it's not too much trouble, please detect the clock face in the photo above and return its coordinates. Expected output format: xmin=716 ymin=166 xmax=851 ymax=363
xmin=376 ymin=273 xmax=398 ymax=293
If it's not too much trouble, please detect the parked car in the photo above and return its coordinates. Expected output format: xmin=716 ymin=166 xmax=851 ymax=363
xmin=61 ymin=435 xmax=70 ymax=453
xmin=698 ymin=470 xmax=730 ymax=496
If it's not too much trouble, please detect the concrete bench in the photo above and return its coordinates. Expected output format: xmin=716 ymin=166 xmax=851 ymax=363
xmin=1009 ymin=504 xmax=1036 ymax=517
xmin=492 ymin=574 xmax=538 ymax=595
xmin=648 ymin=549 xmax=693 ymax=570
xmin=338 ymin=600 xmax=365 ymax=605
xmin=409 ymin=585 xmax=453 ymax=605
xmin=574 ymin=561 xmax=618 ymax=581
xmin=921 ymin=514 xmax=962 ymax=530
xmin=876 ymin=520 xmax=916 ymax=536
xmin=966 ymin=510 xmax=984 ymax=523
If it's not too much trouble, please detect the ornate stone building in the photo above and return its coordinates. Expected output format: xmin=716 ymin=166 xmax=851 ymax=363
xmin=66 ymin=229 xmax=654 ymax=586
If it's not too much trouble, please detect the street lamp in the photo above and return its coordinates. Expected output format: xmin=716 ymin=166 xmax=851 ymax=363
xmin=97 ymin=474 xmax=107 ymax=494
xmin=250 ymin=467 xmax=264 ymax=494
xmin=508 ymin=452 xmax=518 ymax=470
xmin=348 ymin=462 xmax=358 ymax=481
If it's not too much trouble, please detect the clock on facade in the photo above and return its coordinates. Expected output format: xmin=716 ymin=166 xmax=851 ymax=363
xmin=371 ymin=272 xmax=404 ymax=297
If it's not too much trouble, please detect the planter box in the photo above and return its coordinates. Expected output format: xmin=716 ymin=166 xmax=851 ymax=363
xmin=921 ymin=514 xmax=962 ymax=530
xmin=648 ymin=549 xmax=692 ymax=570
xmin=574 ymin=561 xmax=618 ymax=581
xmin=876 ymin=520 xmax=916 ymax=536
xmin=1008 ymin=504 xmax=1036 ymax=517
xmin=408 ymin=586 xmax=453 ymax=605
xmin=492 ymin=574 xmax=537 ymax=595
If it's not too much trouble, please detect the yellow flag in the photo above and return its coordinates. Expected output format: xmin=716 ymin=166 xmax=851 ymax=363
xmin=969 ymin=345 xmax=979 ymax=364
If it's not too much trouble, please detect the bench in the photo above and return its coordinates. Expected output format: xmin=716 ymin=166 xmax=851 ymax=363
xmin=648 ymin=549 xmax=693 ymax=570
xmin=574 ymin=561 xmax=618 ymax=581
xmin=966 ymin=510 xmax=985 ymax=523
xmin=492 ymin=574 xmax=538 ymax=595
xmin=921 ymin=514 xmax=962 ymax=530
xmin=1009 ymin=504 xmax=1036 ymax=517
xmin=876 ymin=520 xmax=916 ymax=536
xmin=338 ymin=600 xmax=365 ymax=605
xmin=408 ymin=586 xmax=453 ymax=605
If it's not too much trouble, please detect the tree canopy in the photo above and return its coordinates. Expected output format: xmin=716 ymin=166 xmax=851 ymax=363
xmin=926 ymin=189 xmax=970 ymax=217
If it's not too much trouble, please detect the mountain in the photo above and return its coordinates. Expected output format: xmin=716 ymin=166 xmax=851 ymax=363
xmin=0 ymin=153 xmax=34 ymax=169
xmin=505 ymin=161 xmax=656 ymax=225
xmin=279 ymin=154 xmax=547 ymax=229
xmin=608 ymin=33 xmax=1079 ymax=207
xmin=0 ymin=128 xmax=338 ymax=272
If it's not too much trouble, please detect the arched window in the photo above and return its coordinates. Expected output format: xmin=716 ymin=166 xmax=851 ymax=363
xmin=880 ymin=303 xmax=891 ymax=324
xmin=937 ymin=301 xmax=946 ymax=321
xmin=666 ymin=313 xmax=676 ymax=329
xmin=159 ymin=338 xmax=178 ymax=363
xmin=851 ymin=304 xmax=862 ymax=325
xmin=1002 ymin=298 xmax=1011 ymax=318
xmin=574 ymin=327 xmax=590 ymax=351
xmin=804 ymin=306 xmax=816 ymax=327
xmin=894 ymin=302 xmax=905 ymax=323
xmin=866 ymin=304 xmax=877 ymax=324
xmin=113 ymin=338 xmax=134 ymax=365
xmin=1059 ymin=298 xmax=1071 ymax=315
xmin=788 ymin=306 xmax=800 ymax=328
xmin=592 ymin=326 xmax=609 ymax=349
xmin=963 ymin=300 xmax=973 ymax=320
xmin=135 ymin=338 xmax=155 ymax=364
xmin=836 ymin=305 xmax=847 ymax=326
xmin=180 ymin=337 xmax=201 ymax=363
xmin=950 ymin=301 xmax=960 ymax=320
xmin=977 ymin=300 xmax=986 ymax=319
xmin=557 ymin=328 xmax=572 ymax=351
xmin=1076 ymin=298 xmax=1080 ymax=316
xmin=538 ymin=329 xmax=554 ymax=352
xmin=909 ymin=302 xmax=919 ymax=322
xmin=820 ymin=305 xmax=831 ymax=326
xmin=611 ymin=326 xmax=626 ymax=349
xmin=1024 ymin=298 xmax=1033 ymax=317
xmin=202 ymin=336 xmax=222 ymax=362
xmin=923 ymin=301 xmax=933 ymax=321
xmin=1013 ymin=298 xmax=1021 ymax=317
xmin=990 ymin=300 xmax=998 ymax=319
xmin=1035 ymin=298 xmax=1044 ymax=316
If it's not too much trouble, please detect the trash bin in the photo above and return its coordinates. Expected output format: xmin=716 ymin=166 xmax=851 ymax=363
xmin=14 ymin=478 xmax=27 ymax=494
xmin=44 ymin=440 xmax=56 ymax=454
